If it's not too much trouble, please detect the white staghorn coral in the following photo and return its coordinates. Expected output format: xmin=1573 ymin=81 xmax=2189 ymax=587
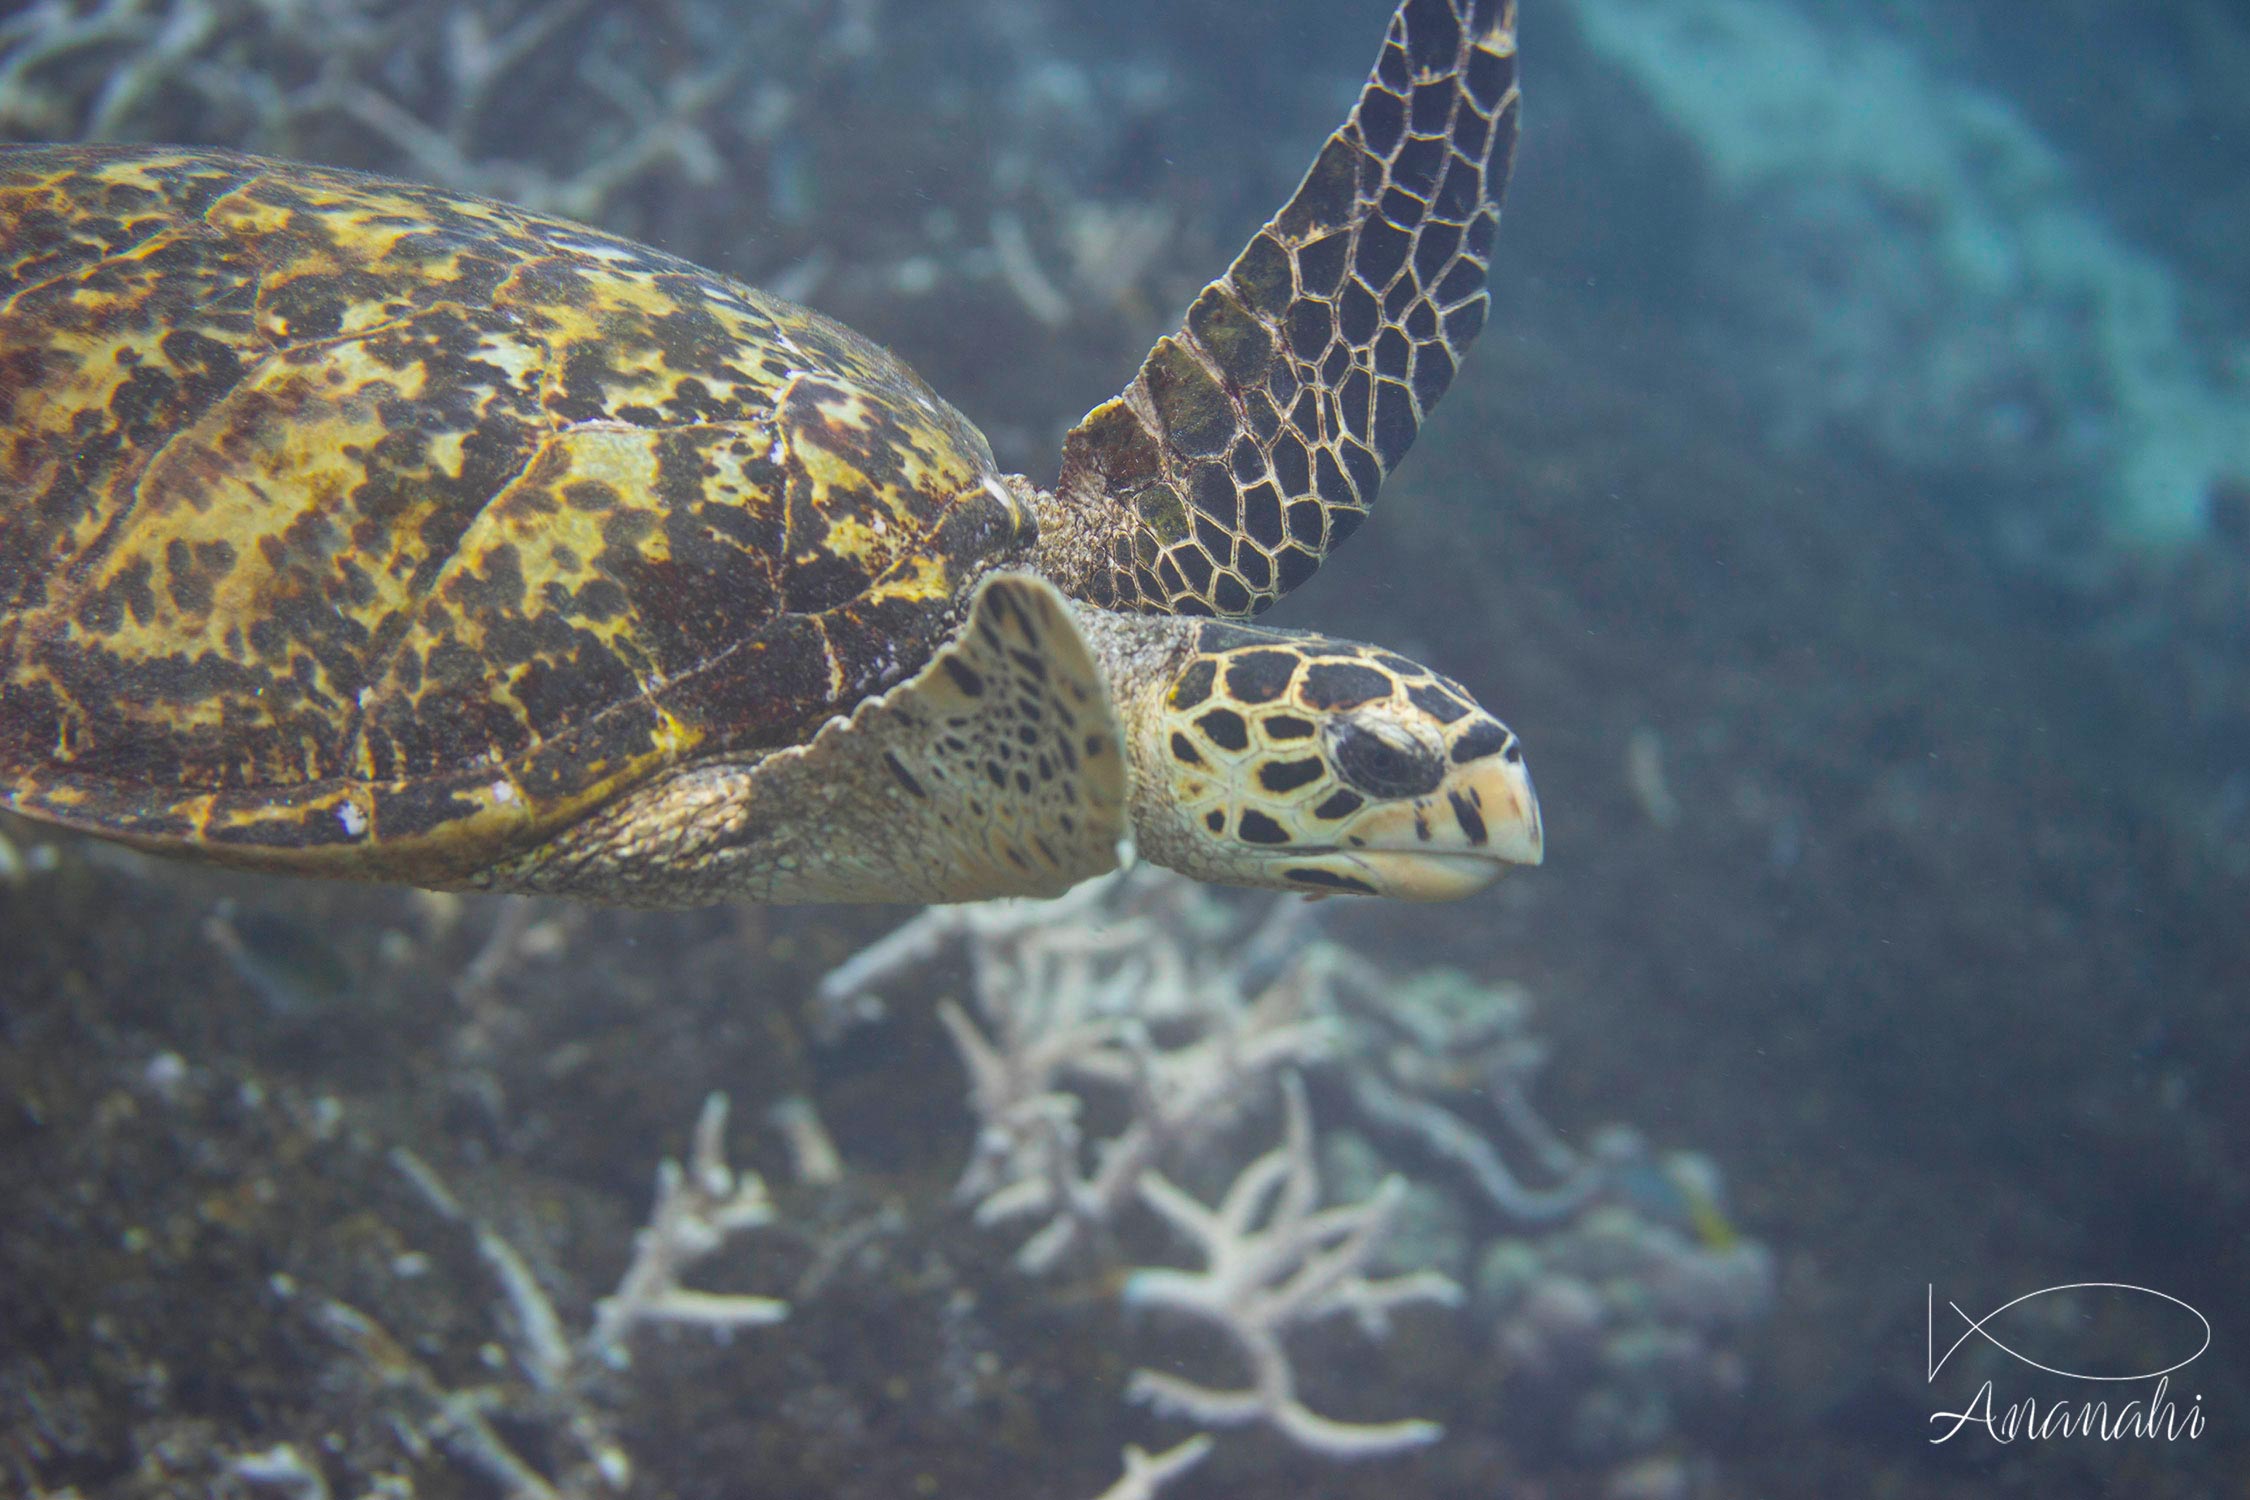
xmin=583 ymin=1092 xmax=789 ymax=1370
xmin=369 ymin=1092 xmax=789 ymax=1494
xmin=819 ymin=864 xmax=1775 ymax=1486
xmin=1121 ymin=1077 xmax=1462 ymax=1459
xmin=827 ymin=866 xmax=1336 ymax=1273
xmin=1088 ymin=1434 xmax=1214 ymax=1500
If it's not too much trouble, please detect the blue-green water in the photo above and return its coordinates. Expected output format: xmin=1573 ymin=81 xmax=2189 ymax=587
xmin=1 ymin=2 xmax=2243 ymax=1496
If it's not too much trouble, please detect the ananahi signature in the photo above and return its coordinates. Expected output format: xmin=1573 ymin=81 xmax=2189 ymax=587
xmin=1926 ymin=1282 xmax=2210 ymax=1446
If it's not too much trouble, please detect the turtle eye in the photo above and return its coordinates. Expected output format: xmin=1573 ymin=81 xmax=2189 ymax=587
xmin=1330 ymin=719 xmax=1443 ymax=799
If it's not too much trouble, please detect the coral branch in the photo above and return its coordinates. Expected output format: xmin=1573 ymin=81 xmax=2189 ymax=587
xmin=1118 ymin=1078 xmax=1459 ymax=1459
xmin=584 ymin=1093 xmax=788 ymax=1369
xmin=1091 ymin=1434 xmax=1215 ymax=1500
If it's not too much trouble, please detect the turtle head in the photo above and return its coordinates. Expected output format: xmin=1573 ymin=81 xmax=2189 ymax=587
xmin=1120 ymin=624 xmax=1541 ymax=900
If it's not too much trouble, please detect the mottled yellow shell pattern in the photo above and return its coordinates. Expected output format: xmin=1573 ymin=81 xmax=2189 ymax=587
xmin=0 ymin=145 xmax=1029 ymax=881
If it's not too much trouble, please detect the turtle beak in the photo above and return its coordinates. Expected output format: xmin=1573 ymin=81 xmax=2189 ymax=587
xmin=1364 ymin=750 xmax=1542 ymax=894
xmin=1273 ymin=747 xmax=1542 ymax=901
xmin=1473 ymin=750 xmax=1544 ymax=866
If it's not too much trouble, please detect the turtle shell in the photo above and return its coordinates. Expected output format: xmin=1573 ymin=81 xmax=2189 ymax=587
xmin=0 ymin=145 xmax=1032 ymax=883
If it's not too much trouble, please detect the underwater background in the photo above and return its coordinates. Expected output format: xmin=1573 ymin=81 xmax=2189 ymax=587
xmin=1 ymin=0 xmax=2244 ymax=1496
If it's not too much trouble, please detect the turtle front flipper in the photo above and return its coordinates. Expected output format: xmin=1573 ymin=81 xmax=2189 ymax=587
xmin=485 ymin=573 xmax=1129 ymax=906
xmin=1042 ymin=0 xmax=1520 ymax=619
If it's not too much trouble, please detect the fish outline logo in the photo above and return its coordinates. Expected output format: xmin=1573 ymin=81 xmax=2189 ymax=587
xmin=1928 ymin=1282 xmax=2211 ymax=1384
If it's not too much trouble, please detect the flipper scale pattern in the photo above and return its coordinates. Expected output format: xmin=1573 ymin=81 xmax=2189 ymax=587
xmin=1054 ymin=0 xmax=1520 ymax=618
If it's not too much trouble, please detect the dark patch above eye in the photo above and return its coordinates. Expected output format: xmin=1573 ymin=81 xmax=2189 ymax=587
xmin=1237 ymin=809 xmax=1291 ymax=845
xmin=1333 ymin=722 xmax=1445 ymax=798
xmin=1301 ymin=661 xmax=1394 ymax=710
xmin=1196 ymin=708 xmax=1250 ymax=752
xmin=1205 ymin=809 xmax=1225 ymax=832
xmin=1264 ymin=714 xmax=1316 ymax=741
xmin=1312 ymin=789 xmax=1364 ymax=820
xmin=1450 ymin=718 xmax=1510 ymax=763
xmin=1171 ymin=731 xmax=1204 ymax=766
xmin=1287 ymin=867 xmax=1377 ymax=894
xmin=1407 ymin=681 xmax=1471 ymax=724
xmin=1257 ymin=757 xmax=1325 ymax=793
xmin=1225 ymin=649 xmax=1299 ymax=704
xmin=1169 ymin=658 xmax=1216 ymax=709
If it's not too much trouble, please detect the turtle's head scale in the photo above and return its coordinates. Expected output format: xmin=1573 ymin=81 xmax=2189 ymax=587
xmin=1095 ymin=618 xmax=1540 ymax=900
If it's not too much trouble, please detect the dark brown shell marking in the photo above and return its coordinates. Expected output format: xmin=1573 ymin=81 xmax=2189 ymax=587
xmin=0 ymin=145 xmax=1025 ymax=878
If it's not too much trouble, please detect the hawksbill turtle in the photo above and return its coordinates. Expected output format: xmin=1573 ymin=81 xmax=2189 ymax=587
xmin=0 ymin=0 xmax=1536 ymax=906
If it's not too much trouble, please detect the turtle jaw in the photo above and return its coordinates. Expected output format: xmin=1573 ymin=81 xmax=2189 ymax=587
xmin=1269 ymin=848 xmax=1514 ymax=901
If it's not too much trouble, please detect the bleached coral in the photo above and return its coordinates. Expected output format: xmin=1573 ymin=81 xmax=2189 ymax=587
xmin=1089 ymin=1435 xmax=1214 ymax=1500
xmin=1122 ymin=1078 xmax=1462 ymax=1458
xmin=340 ymin=1093 xmax=789 ymax=1495
xmin=822 ymin=867 xmax=1335 ymax=1272
xmin=822 ymin=867 xmax=1776 ymax=1481
xmin=582 ymin=1093 xmax=789 ymax=1371
xmin=0 ymin=0 xmax=847 ymax=229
